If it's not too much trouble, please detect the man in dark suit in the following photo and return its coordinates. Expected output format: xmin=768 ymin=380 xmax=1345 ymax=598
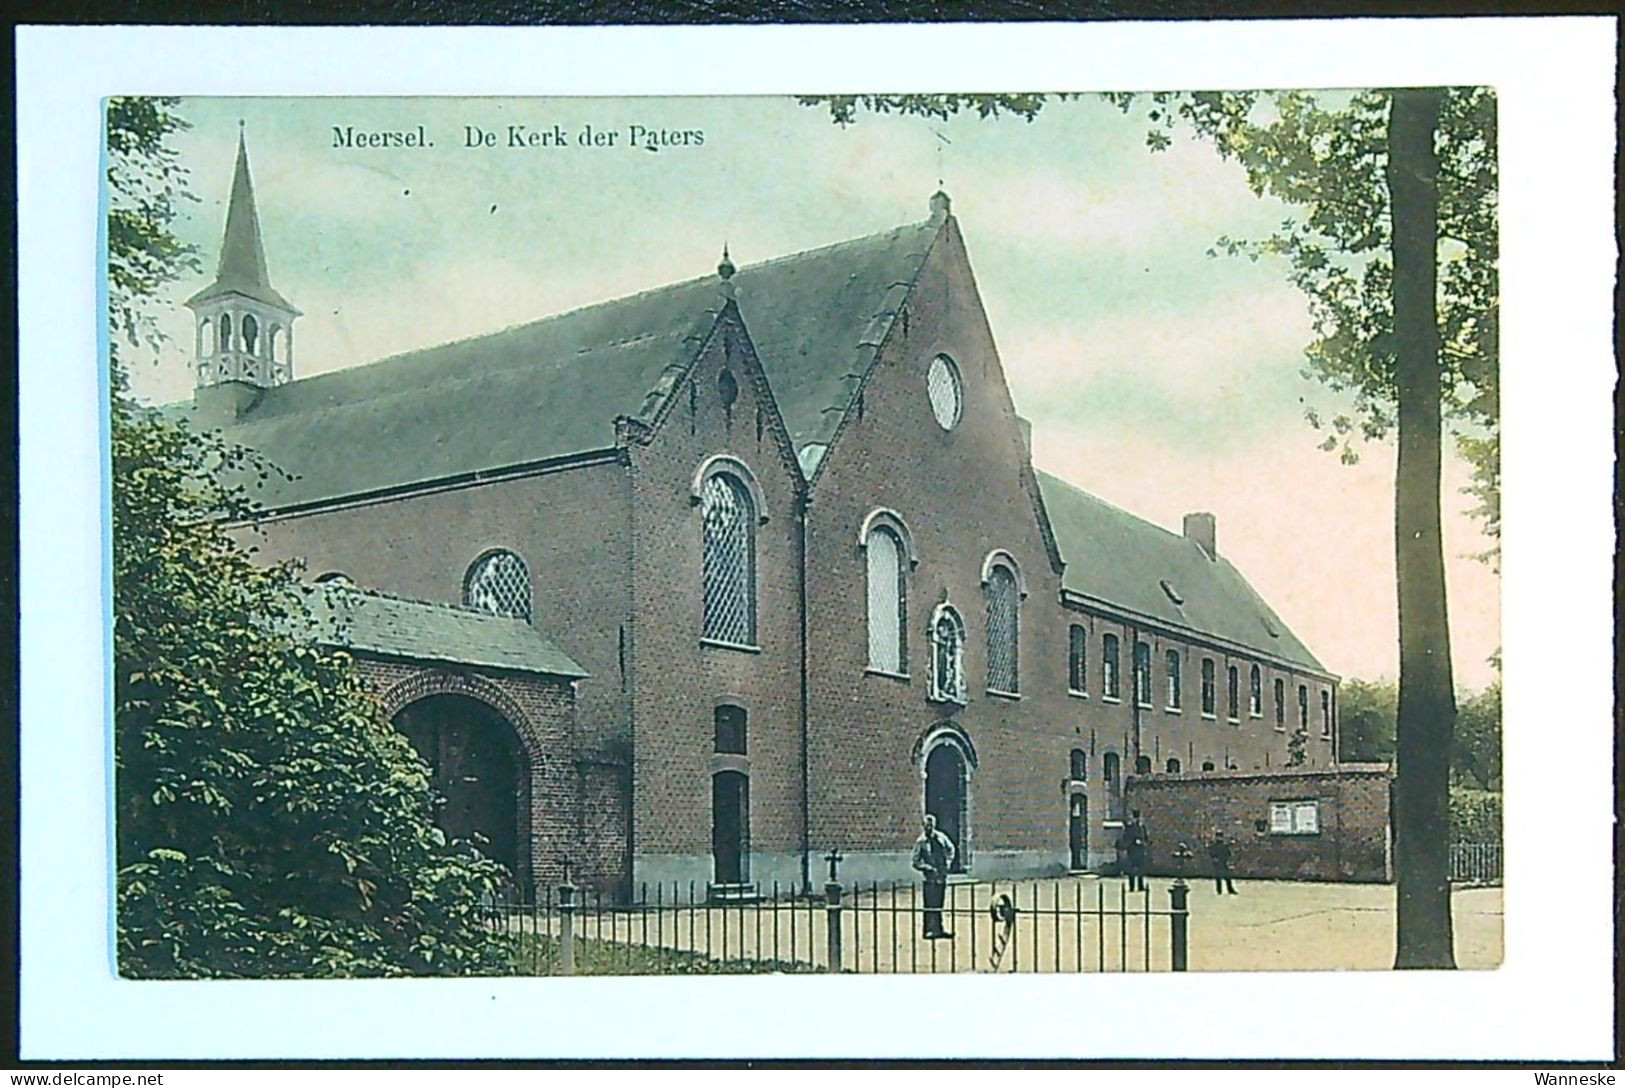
xmin=912 ymin=814 xmax=956 ymax=939
xmin=1208 ymin=829 xmax=1238 ymax=894
xmin=1123 ymin=811 xmax=1150 ymax=892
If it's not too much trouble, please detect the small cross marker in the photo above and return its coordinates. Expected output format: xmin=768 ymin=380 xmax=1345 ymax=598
xmin=824 ymin=848 xmax=844 ymax=883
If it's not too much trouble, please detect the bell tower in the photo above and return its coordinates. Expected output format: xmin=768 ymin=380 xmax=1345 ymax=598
xmin=185 ymin=125 xmax=300 ymax=419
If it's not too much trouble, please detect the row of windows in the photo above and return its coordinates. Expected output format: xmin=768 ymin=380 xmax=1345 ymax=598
xmin=865 ymin=520 xmax=1024 ymax=703
xmin=445 ymin=469 xmax=1334 ymax=747
xmin=1068 ymin=625 xmax=1331 ymax=737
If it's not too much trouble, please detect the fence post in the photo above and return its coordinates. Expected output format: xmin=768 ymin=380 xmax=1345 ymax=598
xmin=823 ymin=849 xmax=844 ymax=973
xmin=558 ymin=873 xmax=578 ymax=976
xmin=1168 ymin=841 xmax=1193 ymax=972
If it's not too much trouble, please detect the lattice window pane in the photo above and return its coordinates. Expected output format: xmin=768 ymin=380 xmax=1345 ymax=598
xmin=866 ymin=528 xmax=905 ymax=672
xmin=985 ymin=567 xmax=1019 ymax=693
xmin=464 ymin=550 xmax=531 ymax=622
xmin=702 ymin=473 xmax=756 ymax=644
xmin=926 ymin=355 xmax=962 ymax=430
xmin=932 ymin=609 xmax=966 ymax=701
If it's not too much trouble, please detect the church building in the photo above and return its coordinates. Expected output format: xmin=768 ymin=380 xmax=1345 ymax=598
xmin=172 ymin=135 xmax=1348 ymax=900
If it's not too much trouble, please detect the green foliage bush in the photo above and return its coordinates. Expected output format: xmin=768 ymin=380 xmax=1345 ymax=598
xmin=110 ymin=97 xmax=512 ymax=978
xmin=1449 ymin=787 xmax=1502 ymax=844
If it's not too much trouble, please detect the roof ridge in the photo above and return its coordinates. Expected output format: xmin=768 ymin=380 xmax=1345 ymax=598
xmin=211 ymin=218 xmax=938 ymax=404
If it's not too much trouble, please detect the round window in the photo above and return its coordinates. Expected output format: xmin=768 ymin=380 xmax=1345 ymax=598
xmin=926 ymin=355 xmax=962 ymax=430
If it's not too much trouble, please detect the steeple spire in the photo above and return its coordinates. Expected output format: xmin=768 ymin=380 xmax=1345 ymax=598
xmin=186 ymin=127 xmax=300 ymax=410
xmin=188 ymin=128 xmax=296 ymax=313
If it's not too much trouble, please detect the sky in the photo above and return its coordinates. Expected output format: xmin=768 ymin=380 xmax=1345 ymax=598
xmin=128 ymin=94 xmax=1500 ymax=692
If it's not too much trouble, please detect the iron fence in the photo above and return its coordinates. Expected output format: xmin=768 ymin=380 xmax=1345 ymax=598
xmin=488 ymin=874 xmax=1191 ymax=976
xmin=1449 ymin=842 xmax=1503 ymax=885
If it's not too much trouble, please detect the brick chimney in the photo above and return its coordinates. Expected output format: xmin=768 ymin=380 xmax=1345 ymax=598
xmin=1183 ymin=512 xmax=1217 ymax=559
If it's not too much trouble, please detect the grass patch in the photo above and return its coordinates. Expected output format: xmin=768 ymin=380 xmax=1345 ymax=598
xmin=505 ymin=933 xmax=818 ymax=976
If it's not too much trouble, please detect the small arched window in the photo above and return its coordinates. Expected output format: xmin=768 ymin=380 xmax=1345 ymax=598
xmin=714 ymin=705 xmax=747 ymax=755
xmin=865 ymin=525 xmax=907 ymax=673
xmin=1135 ymin=754 xmax=1152 ymax=776
xmin=240 ymin=312 xmax=259 ymax=355
xmin=985 ymin=563 xmax=1020 ymax=694
xmin=1102 ymin=634 xmax=1121 ymax=700
xmin=1069 ymin=748 xmax=1088 ymax=781
xmin=1165 ymin=649 xmax=1182 ymax=709
xmin=218 ymin=313 xmax=232 ymax=352
xmin=701 ymin=471 xmax=756 ymax=645
xmin=929 ymin=605 xmax=967 ymax=703
xmin=464 ymin=549 xmax=532 ymax=622
xmin=1249 ymin=664 xmax=1264 ymax=717
xmin=314 ymin=571 xmax=352 ymax=585
xmin=1165 ymin=757 xmax=1182 ymax=774
xmin=1202 ymin=760 xmax=1216 ymax=772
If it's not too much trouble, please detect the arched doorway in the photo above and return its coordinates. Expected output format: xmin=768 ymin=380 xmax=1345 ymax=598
xmin=924 ymin=742 xmax=969 ymax=873
xmin=1069 ymin=793 xmax=1088 ymax=870
xmin=711 ymin=771 xmax=750 ymax=884
xmin=393 ymin=694 xmax=525 ymax=877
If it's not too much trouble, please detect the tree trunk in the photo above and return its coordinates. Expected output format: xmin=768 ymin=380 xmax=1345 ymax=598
xmin=1387 ymin=88 xmax=1458 ymax=969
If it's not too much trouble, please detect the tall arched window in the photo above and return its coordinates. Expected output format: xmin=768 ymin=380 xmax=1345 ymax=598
xmin=1133 ymin=641 xmax=1152 ymax=707
xmin=1201 ymin=658 xmax=1217 ymax=717
xmin=865 ymin=525 xmax=907 ymax=673
xmin=1274 ymin=678 xmax=1286 ymax=730
xmin=1227 ymin=665 xmax=1240 ymax=721
xmin=1102 ymin=634 xmax=1120 ymax=699
xmin=1249 ymin=664 xmax=1264 ymax=716
xmin=1068 ymin=624 xmax=1088 ymax=694
xmin=929 ymin=605 xmax=967 ymax=703
xmin=702 ymin=472 xmax=756 ymax=645
xmin=1298 ymin=684 xmax=1310 ymax=731
xmin=464 ymin=549 xmax=532 ymax=622
xmin=1102 ymin=752 xmax=1122 ymax=819
xmin=1069 ymin=748 xmax=1088 ymax=780
xmin=985 ymin=563 xmax=1020 ymax=694
xmin=1165 ymin=649 xmax=1182 ymax=709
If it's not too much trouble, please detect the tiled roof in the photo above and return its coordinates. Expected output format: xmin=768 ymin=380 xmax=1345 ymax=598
xmin=301 ymin=586 xmax=587 ymax=678
xmin=176 ymin=219 xmax=939 ymax=509
xmin=1036 ymin=471 xmax=1325 ymax=672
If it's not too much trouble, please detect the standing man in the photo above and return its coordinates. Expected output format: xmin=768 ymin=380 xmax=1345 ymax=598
xmin=912 ymin=814 xmax=956 ymax=939
xmin=1208 ymin=828 xmax=1238 ymax=894
xmin=1124 ymin=810 xmax=1150 ymax=893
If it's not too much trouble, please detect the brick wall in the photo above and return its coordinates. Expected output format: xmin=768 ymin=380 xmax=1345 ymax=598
xmin=626 ymin=305 xmax=808 ymax=890
xmin=803 ymin=217 xmax=1082 ymax=878
xmin=350 ymin=657 xmax=629 ymax=895
xmin=240 ymin=457 xmax=635 ymax=757
xmin=1124 ymin=765 xmax=1391 ymax=882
